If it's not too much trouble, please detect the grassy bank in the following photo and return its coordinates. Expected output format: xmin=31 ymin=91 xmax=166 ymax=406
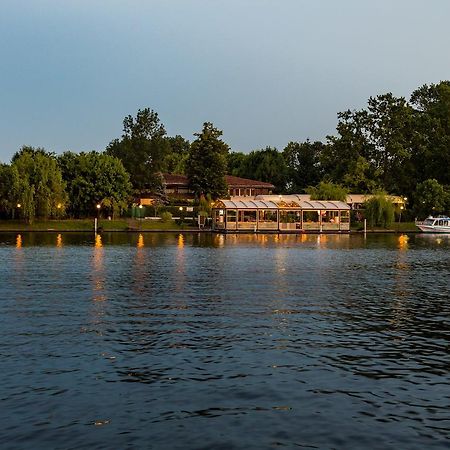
xmin=351 ymin=221 xmax=418 ymax=232
xmin=0 ymin=219 xmax=197 ymax=232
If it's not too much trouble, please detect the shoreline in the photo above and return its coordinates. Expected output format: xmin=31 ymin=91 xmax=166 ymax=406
xmin=0 ymin=228 xmax=420 ymax=234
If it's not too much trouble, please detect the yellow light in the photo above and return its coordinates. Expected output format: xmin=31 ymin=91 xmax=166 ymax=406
xmin=137 ymin=234 xmax=144 ymax=248
xmin=177 ymin=233 xmax=184 ymax=248
xmin=17 ymin=203 xmax=21 ymax=208
xmin=96 ymin=204 xmax=101 ymax=209
xmin=57 ymin=203 xmax=62 ymax=209
xmin=139 ymin=204 xmax=143 ymax=209
xmin=16 ymin=234 xmax=22 ymax=248
xmin=56 ymin=233 xmax=62 ymax=247
xmin=179 ymin=206 xmax=183 ymax=211
xmin=95 ymin=234 xmax=103 ymax=248
xmin=398 ymin=234 xmax=409 ymax=250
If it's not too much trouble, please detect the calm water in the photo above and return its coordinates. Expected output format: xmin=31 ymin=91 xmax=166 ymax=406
xmin=0 ymin=232 xmax=449 ymax=449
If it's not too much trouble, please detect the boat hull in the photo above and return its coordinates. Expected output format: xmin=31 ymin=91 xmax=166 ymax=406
xmin=416 ymin=218 xmax=450 ymax=233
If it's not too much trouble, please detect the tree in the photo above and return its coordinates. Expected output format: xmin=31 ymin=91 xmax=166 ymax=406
xmin=162 ymin=135 xmax=190 ymax=174
xmin=186 ymin=122 xmax=229 ymax=199
xmin=283 ymin=140 xmax=323 ymax=192
xmin=321 ymin=109 xmax=373 ymax=184
xmin=364 ymin=193 xmax=395 ymax=229
xmin=106 ymin=108 xmax=170 ymax=191
xmin=0 ymin=165 xmax=18 ymax=218
xmin=58 ymin=151 xmax=132 ymax=218
xmin=11 ymin=146 xmax=67 ymax=222
xmin=227 ymin=152 xmax=248 ymax=177
xmin=236 ymin=147 xmax=288 ymax=193
xmin=412 ymin=179 xmax=449 ymax=219
xmin=410 ymin=81 xmax=450 ymax=186
xmin=307 ymin=181 xmax=347 ymax=201
xmin=323 ymin=94 xmax=414 ymax=197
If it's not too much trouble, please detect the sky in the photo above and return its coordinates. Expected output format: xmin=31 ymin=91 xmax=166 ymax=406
xmin=1 ymin=0 xmax=450 ymax=163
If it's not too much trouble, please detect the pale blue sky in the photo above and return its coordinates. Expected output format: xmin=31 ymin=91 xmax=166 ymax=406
xmin=1 ymin=0 xmax=449 ymax=163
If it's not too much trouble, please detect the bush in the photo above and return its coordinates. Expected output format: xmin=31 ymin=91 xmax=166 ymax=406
xmin=160 ymin=211 xmax=173 ymax=223
xmin=364 ymin=193 xmax=394 ymax=228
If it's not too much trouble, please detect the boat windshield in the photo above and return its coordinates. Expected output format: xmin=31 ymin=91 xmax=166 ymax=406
xmin=423 ymin=219 xmax=435 ymax=225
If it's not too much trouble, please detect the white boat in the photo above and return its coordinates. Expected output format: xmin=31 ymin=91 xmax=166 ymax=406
xmin=416 ymin=216 xmax=450 ymax=233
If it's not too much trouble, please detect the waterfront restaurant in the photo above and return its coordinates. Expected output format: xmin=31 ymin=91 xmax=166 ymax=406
xmin=212 ymin=195 xmax=351 ymax=233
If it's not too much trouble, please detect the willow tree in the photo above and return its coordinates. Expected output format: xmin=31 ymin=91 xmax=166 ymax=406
xmin=11 ymin=147 xmax=67 ymax=222
xmin=364 ymin=193 xmax=395 ymax=229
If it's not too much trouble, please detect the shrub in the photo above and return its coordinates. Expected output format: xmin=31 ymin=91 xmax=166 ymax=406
xmin=364 ymin=193 xmax=394 ymax=228
xmin=159 ymin=211 xmax=173 ymax=223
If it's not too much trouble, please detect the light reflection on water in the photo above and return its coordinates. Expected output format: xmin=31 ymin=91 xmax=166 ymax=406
xmin=0 ymin=232 xmax=449 ymax=450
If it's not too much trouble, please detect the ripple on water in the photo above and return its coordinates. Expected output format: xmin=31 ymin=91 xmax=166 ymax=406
xmin=0 ymin=232 xmax=449 ymax=450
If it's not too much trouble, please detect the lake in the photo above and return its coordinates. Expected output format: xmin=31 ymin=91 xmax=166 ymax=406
xmin=0 ymin=232 xmax=449 ymax=449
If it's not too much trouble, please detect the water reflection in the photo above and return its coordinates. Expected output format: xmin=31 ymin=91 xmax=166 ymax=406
xmin=0 ymin=232 xmax=449 ymax=449
xmin=92 ymin=234 xmax=106 ymax=302
xmin=16 ymin=234 xmax=22 ymax=248
xmin=56 ymin=233 xmax=63 ymax=248
xmin=397 ymin=234 xmax=409 ymax=250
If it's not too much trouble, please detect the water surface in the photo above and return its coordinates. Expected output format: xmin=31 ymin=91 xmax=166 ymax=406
xmin=0 ymin=232 xmax=449 ymax=449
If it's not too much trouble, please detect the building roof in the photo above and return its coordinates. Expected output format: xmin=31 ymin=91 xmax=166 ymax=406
xmin=225 ymin=175 xmax=274 ymax=188
xmin=162 ymin=173 xmax=275 ymax=189
xmin=163 ymin=173 xmax=189 ymax=186
xmin=215 ymin=197 xmax=350 ymax=210
xmin=217 ymin=199 xmax=279 ymax=209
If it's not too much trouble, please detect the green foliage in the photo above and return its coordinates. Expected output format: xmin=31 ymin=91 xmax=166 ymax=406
xmin=413 ymin=179 xmax=449 ymax=219
xmin=186 ymin=122 xmax=229 ymax=199
xmin=307 ymin=181 xmax=347 ymax=201
xmin=159 ymin=211 xmax=173 ymax=223
xmin=282 ymin=140 xmax=323 ymax=192
xmin=364 ymin=193 xmax=395 ymax=228
xmin=0 ymin=164 xmax=22 ymax=218
xmin=58 ymin=151 xmax=132 ymax=218
xmin=409 ymin=81 xmax=450 ymax=186
xmin=162 ymin=135 xmax=190 ymax=174
xmin=198 ymin=194 xmax=212 ymax=217
xmin=230 ymin=147 xmax=288 ymax=193
xmin=227 ymin=152 xmax=248 ymax=176
xmin=106 ymin=108 xmax=169 ymax=191
xmin=11 ymin=147 xmax=67 ymax=222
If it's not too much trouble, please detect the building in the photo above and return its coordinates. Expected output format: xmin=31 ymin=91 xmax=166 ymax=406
xmin=212 ymin=195 xmax=351 ymax=233
xmin=162 ymin=174 xmax=275 ymax=200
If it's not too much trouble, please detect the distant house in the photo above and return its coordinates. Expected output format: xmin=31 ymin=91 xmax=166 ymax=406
xmin=161 ymin=173 xmax=274 ymax=200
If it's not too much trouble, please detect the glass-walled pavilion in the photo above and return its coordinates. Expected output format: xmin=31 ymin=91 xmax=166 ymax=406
xmin=212 ymin=196 xmax=350 ymax=233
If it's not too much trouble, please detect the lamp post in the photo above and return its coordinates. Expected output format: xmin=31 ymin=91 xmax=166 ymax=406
xmin=16 ymin=203 xmax=21 ymax=221
xmin=398 ymin=205 xmax=404 ymax=231
xmin=138 ymin=204 xmax=143 ymax=229
xmin=95 ymin=203 xmax=101 ymax=234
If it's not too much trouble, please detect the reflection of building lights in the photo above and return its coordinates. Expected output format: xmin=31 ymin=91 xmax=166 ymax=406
xmin=16 ymin=234 xmax=22 ymax=248
xmin=137 ymin=234 xmax=144 ymax=248
xmin=177 ymin=234 xmax=184 ymax=248
xmin=95 ymin=234 xmax=103 ymax=248
xmin=398 ymin=234 xmax=409 ymax=250
xmin=56 ymin=234 xmax=63 ymax=247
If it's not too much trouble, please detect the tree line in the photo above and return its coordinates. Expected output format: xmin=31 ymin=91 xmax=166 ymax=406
xmin=1 ymin=80 xmax=450 ymax=221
